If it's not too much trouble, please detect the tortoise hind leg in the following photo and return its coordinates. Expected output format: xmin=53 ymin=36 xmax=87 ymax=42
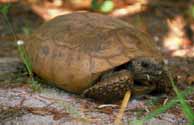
xmin=82 ymin=70 xmax=134 ymax=103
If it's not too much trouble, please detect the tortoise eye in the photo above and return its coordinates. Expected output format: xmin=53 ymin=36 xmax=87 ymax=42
xmin=141 ymin=61 xmax=149 ymax=68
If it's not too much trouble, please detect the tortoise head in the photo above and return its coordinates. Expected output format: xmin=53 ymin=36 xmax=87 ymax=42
xmin=130 ymin=57 xmax=164 ymax=81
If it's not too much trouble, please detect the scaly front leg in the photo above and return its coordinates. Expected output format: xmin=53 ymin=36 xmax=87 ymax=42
xmin=82 ymin=70 xmax=134 ymax=103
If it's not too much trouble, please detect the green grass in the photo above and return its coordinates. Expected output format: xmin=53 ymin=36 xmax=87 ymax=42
xmin=91 ymin=0 xmax=114 ymax=13
xmin=188 ymin=5 xmax=194 ymax=19
xmin=0 ymin=3 xmax=41 ymax=91
xmin=0 ymin=3 xmax=11 ymax=16
xmin=167 ymin=71 xmax=194 ymax=124
xmin=17 ymin=41 xmax=33 ymax=78
xmin=129 ymin=86 xmax=194 ymax=125
xmin=17 ymin=41 xmax=43 ymax=92
xmin=0 ymin=4 xmax=17 ymax=41
xmin=144 ymin=86 xmax=194 ymax=120
xmin=0 ymin=4 xmax=33 ymax=76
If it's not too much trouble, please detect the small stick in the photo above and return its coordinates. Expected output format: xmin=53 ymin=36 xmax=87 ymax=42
xmin=114 ymin=91 xmax=131 ymax=125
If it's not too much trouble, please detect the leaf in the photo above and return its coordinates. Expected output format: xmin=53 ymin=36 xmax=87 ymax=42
xmin=91 ymin=0 xmax=114 ymax=13
xmin=0 ymin=4 xmax=11 ymax=16
xmin=91 ymin=0 xmax=101 ymax=10
xmin=100 ymin=0 xmax=114 ymax=13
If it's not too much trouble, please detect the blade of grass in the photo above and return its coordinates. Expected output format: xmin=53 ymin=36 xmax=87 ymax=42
xmin=17 ymin=40 xmax=33 ymax=79
xmin=1 ymin=4 xmax=34 ymax=81
xmin=167 ymin=71 xmax=194 ymax=123
xmin=0 ymin=3 xmax=11 ymax=16
xmin=127 ymin=86 xmax=194 ymax=125
xmin=0 ymin=4 xmax=17 ymax=41
xmin=144 ymin=86 xmax=194 ymax=122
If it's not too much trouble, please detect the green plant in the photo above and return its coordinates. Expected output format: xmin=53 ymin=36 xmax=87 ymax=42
xmin=0 ymin=3 xmax=17 ymax=40
xmin=22 ymin=26 xmax=32 ymax=35
xmin=17 ymin=40 xmax=43 ymax=92
xmin=188 ymin=5 xmax=194 ymax=19
xmin=0 ymin=4 xmax=33 ymax=79
xmin=146 ymin=68 xmax=194 ymax=124
xmin=0 ymin=3 xmax=11 ymax=16
xmin=144 ymin=86 xmax=194 ymax=121
xmin=129 ymin=86 xmax=194 ymax=125
xmin=17 ymin=40 xmax=33 ymax=79
xmin=91 ymin=0 xmax=114 ymax=13
xmin=0 ymin=3 xmax=40 ymax=91
xmin=167 ymin=72 xmax=194 ymax=124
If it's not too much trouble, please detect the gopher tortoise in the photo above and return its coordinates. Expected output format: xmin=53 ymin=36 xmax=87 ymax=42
xmin=24 ymin=12 xmax=171 ymax=102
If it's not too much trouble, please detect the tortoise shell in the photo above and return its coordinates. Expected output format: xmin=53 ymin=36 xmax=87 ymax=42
xmin=25 ymin=12 xmax=163 ymax=93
